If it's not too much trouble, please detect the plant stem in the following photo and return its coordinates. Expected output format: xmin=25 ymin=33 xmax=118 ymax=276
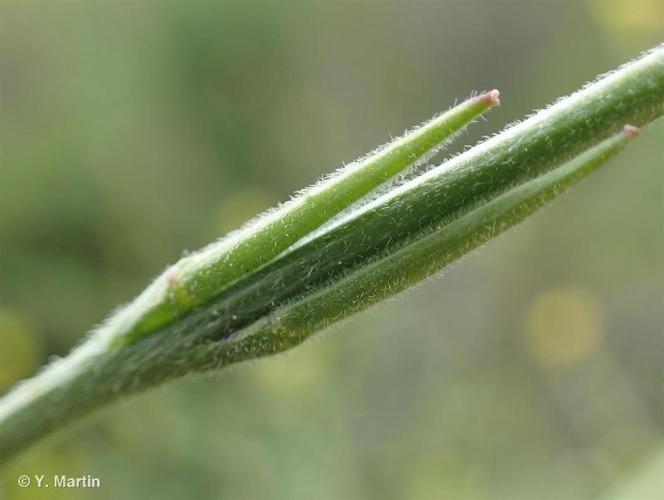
xmin=0 ymin=126 xmax=637 ymax=463
xmin=0 ymin=45 xmax=662 ymax=463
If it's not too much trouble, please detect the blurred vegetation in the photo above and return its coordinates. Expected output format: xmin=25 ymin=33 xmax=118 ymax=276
xmin=0 ymin=2 xmax=662 ymax=499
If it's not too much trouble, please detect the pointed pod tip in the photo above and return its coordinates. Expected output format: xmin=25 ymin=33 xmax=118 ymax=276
xmin=478 ymin=89 xmax=501 ymax=107
xmin=622 ymin=124 xmax=640 ymax=139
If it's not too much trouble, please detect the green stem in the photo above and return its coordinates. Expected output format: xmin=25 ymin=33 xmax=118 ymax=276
xmin=0 ymin=45 xmax=662 ymax=463
xmin=0 ymin=126 xmax=636 ymax=463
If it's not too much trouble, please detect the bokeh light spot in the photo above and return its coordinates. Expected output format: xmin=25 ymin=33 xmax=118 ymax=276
xmin=521 ymin=286 xmax=604 ymax=368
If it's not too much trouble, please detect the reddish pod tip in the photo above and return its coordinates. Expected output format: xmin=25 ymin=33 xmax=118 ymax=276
xmin=622 ymin=124 xmax=640 ymax=139
xmin=478 ymin=89 xmax=501 ymax=106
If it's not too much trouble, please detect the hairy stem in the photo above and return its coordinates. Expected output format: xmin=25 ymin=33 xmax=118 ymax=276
xmin=0 ymin=45 xmax=662 ymax=463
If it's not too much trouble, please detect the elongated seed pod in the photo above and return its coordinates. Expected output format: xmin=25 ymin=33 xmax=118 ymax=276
xmin=121 ymin=92 xmax=500 ymax=341
xmin=120 ymin=47 xmax=664 ymax=346
xmin=220 ymin=126 xmax=641 ymax=359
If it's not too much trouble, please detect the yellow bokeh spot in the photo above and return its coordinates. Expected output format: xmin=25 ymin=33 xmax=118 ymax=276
xmin=521 ymin=286 xmax=604 ymax=368
xmin=589 ymin=0 xmax=662 ymax=36
xmin=217 ymin=188 xmax=279 ymax=234
xmin=0 ymin=310 xmax=41 ymax=391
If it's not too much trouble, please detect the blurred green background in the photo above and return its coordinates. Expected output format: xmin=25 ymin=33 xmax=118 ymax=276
xmin=0 ymin=2 xmax=662 ymax=499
